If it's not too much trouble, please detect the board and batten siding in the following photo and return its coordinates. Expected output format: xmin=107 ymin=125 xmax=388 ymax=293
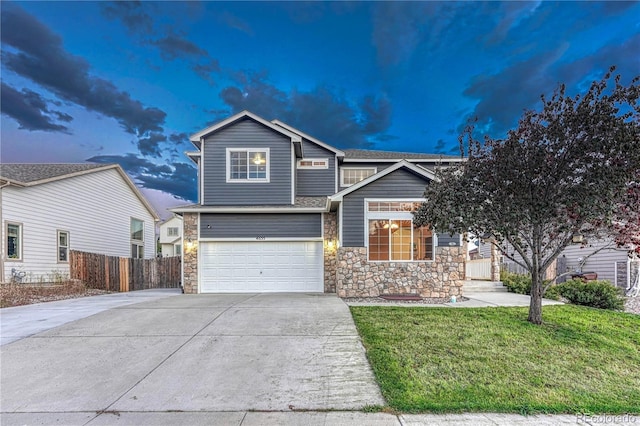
xmin=341 ymin=168 xmax=459 ymax=247
xmin=1 ymin=168 xmax=156 ymax=282
xmin=202 ymin=119 xmax=293 ymax=205
xmin=296 ymin=142 xmax=336 ymax=196
xmin=200 ymin=213 xmax=321 ymax=239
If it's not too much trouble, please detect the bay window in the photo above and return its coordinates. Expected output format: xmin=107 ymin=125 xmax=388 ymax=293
xmin=366 ymin=201 xmax=434 ymax=262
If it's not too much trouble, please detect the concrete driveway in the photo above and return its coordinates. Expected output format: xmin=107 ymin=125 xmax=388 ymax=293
xmin=1 ymin=293 xmax=384 ymax=425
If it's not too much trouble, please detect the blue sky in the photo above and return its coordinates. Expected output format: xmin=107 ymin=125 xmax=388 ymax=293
xmin=2 ymin=1 xmax=639 ymax=217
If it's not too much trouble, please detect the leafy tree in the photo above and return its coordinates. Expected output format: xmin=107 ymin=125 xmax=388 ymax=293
xmin=414 ymin=67 xmax=640 ymax=324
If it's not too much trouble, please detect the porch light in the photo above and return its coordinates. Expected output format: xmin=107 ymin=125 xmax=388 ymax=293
xmin=324 ymin=238 xmax=339 ymax=252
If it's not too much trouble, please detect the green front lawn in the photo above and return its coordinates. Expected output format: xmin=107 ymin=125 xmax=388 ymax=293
xmin=350 ymin=305 xmax=640 ymax=414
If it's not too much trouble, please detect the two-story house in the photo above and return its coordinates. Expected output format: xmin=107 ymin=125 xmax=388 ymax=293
xmin=172 ymin=111 xmax=466 ymax=297
xmin=159 ymin=215 xmax=183 ymax=257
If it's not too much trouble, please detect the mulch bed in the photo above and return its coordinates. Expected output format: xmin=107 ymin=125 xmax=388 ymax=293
xmin=343 ymin=296 xmax=468 ymax=304
xmin=0 ymin=282 xmax=110 ymax=308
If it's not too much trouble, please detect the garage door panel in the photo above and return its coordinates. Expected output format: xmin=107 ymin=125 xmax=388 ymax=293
xmin=200 ymin=241 xmax=323 ymax=293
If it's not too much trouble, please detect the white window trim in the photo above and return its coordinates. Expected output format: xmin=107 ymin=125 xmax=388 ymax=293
xmin=57 ymin=230 xmax=70 ymax=263
xmin=167 ymin=227 xmax=179 ymax=237
xmin=131 ymin=217 xmax=145 ymax=259
xmin=5 ymin=221 xmax=23 ymax=262
xmin=340 ymin=167 xmax=377 ymax=187
xmin=297 ymin=158 xmax=329 ymax=169
xmin=363 ymin=199 xmax=436 ymax=263
xmin=226 ymin=148 xmax=271 ymax=183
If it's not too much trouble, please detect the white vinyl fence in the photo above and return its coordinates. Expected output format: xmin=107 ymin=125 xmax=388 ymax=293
xmin=466 ymin=258 xmax=492 ymax=280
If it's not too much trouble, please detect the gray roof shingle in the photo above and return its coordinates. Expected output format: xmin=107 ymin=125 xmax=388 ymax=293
xmin=0 ymin=163 xmax=109 ymax=184
xmin=344 ymin=149 xmax=461 ymax=160
xmin=173 ymin=197 xmax=328 ymax=211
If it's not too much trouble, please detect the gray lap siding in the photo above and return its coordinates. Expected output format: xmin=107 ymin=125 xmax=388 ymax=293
xmin=341 ymin=168 xmax=460 ymax=247
xmin=296 ymin=143 xmax=336 ymax=196
xmin=200 ymin=213 xmax=322 ymax=239
xmin=202 ymin=119 xmax=292 ymax=205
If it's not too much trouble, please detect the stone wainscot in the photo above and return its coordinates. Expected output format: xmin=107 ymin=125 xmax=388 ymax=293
xmin=335 ymin=246 xmax=465 ymax=298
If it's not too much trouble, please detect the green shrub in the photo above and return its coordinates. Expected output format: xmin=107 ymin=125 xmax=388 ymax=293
xmin=501 ymin=271 xmax=532 ymax=295
xmin=555 ymin=279 xmax=625 ymax=311
xmin=543 ymin=285 xmax=562 ymax=300
xmin=500 ymin=271 xmax=561 ymax=300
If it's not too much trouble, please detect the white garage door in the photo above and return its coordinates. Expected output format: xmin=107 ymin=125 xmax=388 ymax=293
xmin=200 ymin=241 xmax=323 ymax=293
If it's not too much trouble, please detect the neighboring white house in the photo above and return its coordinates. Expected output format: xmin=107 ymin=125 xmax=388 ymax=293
xmin=0 ymin=163 xmax=159 ymax=283
xmin=479 ymin=237 xmax=636 ymax=287
xmin=159 ymin=215 xmax=182 ymax=257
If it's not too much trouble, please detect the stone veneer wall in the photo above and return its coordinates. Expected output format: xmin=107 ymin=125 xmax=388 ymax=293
xmin=182 ymin=212 xmax=198 ymax=294
xmin=336 ymin=246 xmax=465 ymax=298
xmin=323 ymin=212 xmax=337 ymax=293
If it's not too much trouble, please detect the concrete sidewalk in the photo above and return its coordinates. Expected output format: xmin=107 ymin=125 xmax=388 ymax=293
xmin=0 ymin=288 xmax=181 ymax=345
xmin=344 ymin=291 xmax=564 ymax=308
xmin=0 ymin=410 xmax=581 ymax=425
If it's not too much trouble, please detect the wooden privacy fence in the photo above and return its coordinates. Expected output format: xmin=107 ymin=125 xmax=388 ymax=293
xmin=70 ymin=250 xmax=181 ymax=292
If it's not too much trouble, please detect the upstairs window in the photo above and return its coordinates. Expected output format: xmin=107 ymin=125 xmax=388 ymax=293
xmin=131 ymin=218 xmax=144 ymax=259
xmin=57 ymin=230 xmax=69 ymax=262
xmin=227 ymin=148 xmax=270 ymax=182
xmin=297 ymin=158 xmax=328 ymax=169
xmin=167 ymin=227 xmax=179 ymax=237
xmin=341 ymin=167 xmax=377 ymax=186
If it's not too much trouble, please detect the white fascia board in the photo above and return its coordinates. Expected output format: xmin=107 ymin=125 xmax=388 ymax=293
xmin=200 ymin=237 xmax=324 ymax=242
xmin=271 ymin=119 xmax=345 ymax=157
xmin=185 ymin=151 xmax=200 ymax=165
xmin=330 ymin=160 xmax=438 ymax=202
xmin=169 ymin=207 xmax=329 ymax=214
xmin=342 ymin=157 xmax=466 ymax=163
xmin=190 ymin=110 xmax=301 ymax=143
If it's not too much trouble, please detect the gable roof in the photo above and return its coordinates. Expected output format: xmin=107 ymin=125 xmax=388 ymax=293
xmin=0 ymin=163 xmax=109 ymax=185
xmin=271 ymin=120 xmax=345 ymax=157
xmin=330 ymin=160 xmax=437 ymax=202
xmin=190 ymin=110 xmax=302 ymax=145
xmin=343 ymin=149 xmax=464 ymax=162
xmin=0 ymin=163 xmax=159 ymax=221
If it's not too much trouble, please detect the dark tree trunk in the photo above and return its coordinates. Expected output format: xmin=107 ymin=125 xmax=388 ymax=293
xmin=528 ymin=269 xmax=543 ymax=324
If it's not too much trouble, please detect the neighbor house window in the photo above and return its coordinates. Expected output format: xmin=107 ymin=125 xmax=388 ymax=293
xmin=6 ymin=222 xmax=22 ymax=260
xmin=227 ymin=148 xmax=270 ymax=182
xmin=57 ymin=231 xmax=69 ymax=262
xmin=167 ymin=227 xmax=179 ymax=237
xmin=174 ymin=244 xmax=182 ymax=255
xmin=366 ymin=201 xmax=434 ymax=262
xmin=131 ymin=218 xmax=144 ymax=259
xmin=297 ymin=158 xmax=329 ymax=169
xmin=341 ymin=167 xmax=376 ymax=186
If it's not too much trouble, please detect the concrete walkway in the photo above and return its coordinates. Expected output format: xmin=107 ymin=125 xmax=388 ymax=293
xmin=344 ymin=291 xmax=564 ymax=308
